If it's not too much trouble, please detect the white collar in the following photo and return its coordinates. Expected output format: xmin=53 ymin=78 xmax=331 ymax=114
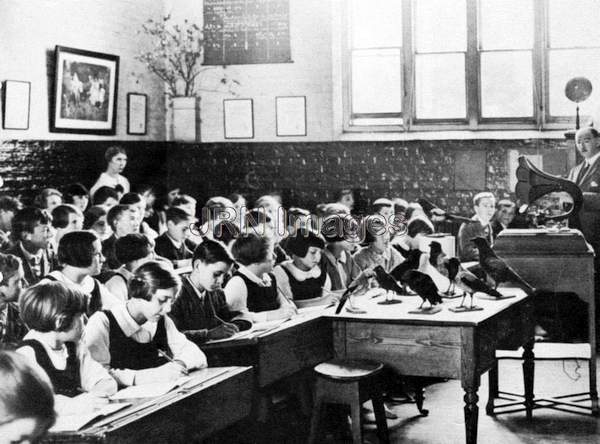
xmin=238 ymin=265 xmax=271 ymax=286
xmin=585 ymin=151 xmax=600 ymax=167
xmin=110 ymin=302 xmax=156 ymax=337
xmin=166 ymin=233 xmax=183 ymax=249
xmin=48 ymin=270 xmax=95 ymax=293
xmin=282 ymin=261 xmax=322 ymax=281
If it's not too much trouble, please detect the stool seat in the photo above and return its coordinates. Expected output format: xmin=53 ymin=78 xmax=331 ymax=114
xmin=314 ymin=359 xmax=384 ymax=382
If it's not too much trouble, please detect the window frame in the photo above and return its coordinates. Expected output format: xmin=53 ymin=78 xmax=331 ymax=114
xmin=342 ymin=0 xmax=588 ymax=132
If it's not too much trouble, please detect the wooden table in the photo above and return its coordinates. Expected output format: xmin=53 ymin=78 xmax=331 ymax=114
xmin=200 ymin=309 xmax=334 ymax=388
xmin=328 ymin=289 xmax=534 ymax=444
xmin=44 ymin=367 xmax=253 ymax=444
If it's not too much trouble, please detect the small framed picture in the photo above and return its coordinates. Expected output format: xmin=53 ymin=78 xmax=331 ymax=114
xmin=276 ymin=96 xmax=306 ymax=136
xmin=223 ymin=98 xmax=254 ymax=139
xmin=2 ymin=80 xmax=31 ymax=130
xmin=50 ymin=45 xmax=119 ymax=135
xmin=127 ymin=93 xmax=147 ymax=135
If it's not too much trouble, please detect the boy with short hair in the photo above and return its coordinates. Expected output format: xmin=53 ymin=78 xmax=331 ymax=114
xmin=102 ymin=204 xmax=140 ymax=270
xmin=154 ymin=207 xmax=194 ymax=268
xmin=7 ymin=207 xmax=54 ymax=285
xmin=457 ymin=191 xmax=496 ymax=261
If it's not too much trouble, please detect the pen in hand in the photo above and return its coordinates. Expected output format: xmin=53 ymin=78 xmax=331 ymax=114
xmin=158 ymin=349 xmax=189 ymax=375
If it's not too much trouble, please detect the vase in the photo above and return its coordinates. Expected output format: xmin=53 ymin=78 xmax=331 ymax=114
xmin=170 ymin=96 xmax=200 ymax=142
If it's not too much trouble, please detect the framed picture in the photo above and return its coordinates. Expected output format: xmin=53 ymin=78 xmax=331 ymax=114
xmin=2 ymin=80 xmax=31 ymax=130
xmin=276 ymin=96 xmax=306 ymax=136
xmin=223 ymin=98 xmax=254 ymax=139
xmin=50 ymin=45 xmax=119 ymax=135
xmin=127 ymin=93 xmax=147 ymax=135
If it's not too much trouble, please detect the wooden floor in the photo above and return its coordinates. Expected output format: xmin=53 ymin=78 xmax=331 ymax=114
xmin=208 ymin=350 xmax=600 ymax=443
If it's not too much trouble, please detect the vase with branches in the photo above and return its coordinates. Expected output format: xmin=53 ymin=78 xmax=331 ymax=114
xmin=136 ymin=15 xmax=238 ymax=97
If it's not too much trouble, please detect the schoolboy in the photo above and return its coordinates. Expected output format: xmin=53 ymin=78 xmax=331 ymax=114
xmin=457 ymin=192 xmax=496 ymax=261
xmin=0 ymin=195 xmax=21 ymax=252
xmin=154 ymin=207 xmax=194 ymax=268
xmin=7 ymin=207 xmax=54 ymax=285
xmin=320 ymin=214 xmax=362 ymax=290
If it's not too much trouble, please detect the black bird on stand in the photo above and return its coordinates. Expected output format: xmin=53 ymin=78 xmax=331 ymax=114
xmin=389 ymin=249 xmax=422 ymax=294
xmin=402 ymin=270 xmax=443 ymax=313
xmin=373 ymin=265 xmax=404 ymax=305
xmin=429 ymin=241 xmax=449 ymax=277
xmin=334 ymin=269 xmax=376 ymax=314
xmin=446 ymin=258 xmax=506 ymax=310
xmin=444 ymin=257 xmax=460 ymax=295
xmin=471 ymin=237 xmax=536 ymax=295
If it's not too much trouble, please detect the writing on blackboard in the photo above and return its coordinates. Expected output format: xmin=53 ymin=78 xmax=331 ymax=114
xmin=203 ymin=0 xmax=292 ymax=65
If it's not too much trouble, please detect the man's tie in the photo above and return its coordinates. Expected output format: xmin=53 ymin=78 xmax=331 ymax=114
xmin=576 ymin=162 xmax=590 ymax=185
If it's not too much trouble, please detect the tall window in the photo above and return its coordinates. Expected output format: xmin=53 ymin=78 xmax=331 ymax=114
xmin=349 ymin=0 xmax=403 ymax=124
xmin=546 ymin=0 xmax=600 ymax=120
xmin=344 ymin=0 xmax=600 ymax=131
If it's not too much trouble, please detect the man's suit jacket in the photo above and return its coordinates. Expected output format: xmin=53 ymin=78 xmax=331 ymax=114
xmin=567 ymin=157 xmax=600 ymax=253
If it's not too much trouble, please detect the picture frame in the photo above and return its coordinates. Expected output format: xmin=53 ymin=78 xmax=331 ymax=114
xmin=2 ymin=80 xmax=31 ymax=130
xmin=127 ymin=93 xmax=147 ymax=135
xmin=50 ymin=45 xmax=119 ymax=135
xmin=276 ymin=96 xmax=306 ymax=136
xmin=223 ymin=98 xmax=254 ymax=139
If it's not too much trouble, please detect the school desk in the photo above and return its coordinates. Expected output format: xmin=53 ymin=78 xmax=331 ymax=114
xmin=43 ymin=366 xmax=253 ymax=444
xmin=328 ymin=288 xmax=533 ymax=444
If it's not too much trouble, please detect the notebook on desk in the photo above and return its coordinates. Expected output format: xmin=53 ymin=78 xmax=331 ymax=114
xmin=50 ymin=402 xmax=131 ymax=432
xmin=110 ymin=376 xmax=192 ymax=400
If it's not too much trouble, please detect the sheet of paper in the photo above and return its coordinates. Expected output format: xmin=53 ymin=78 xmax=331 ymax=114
xmin=50 ymin=402 xmax=130 ymax=432
xmin=110 ymin=376 xmax=191 ymax=400
xmin=202 ymin=330 xmax=254 ymax=344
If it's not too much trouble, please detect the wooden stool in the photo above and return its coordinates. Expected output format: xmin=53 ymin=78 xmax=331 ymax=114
xmin=308 ymin=358 xmax=390 ymax=444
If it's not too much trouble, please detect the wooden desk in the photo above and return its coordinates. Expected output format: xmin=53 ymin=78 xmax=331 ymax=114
xmin=44 ymin=367 xmax=253 ymax=444
xmin=495 ymin=231 xmax=598 ymax=415
xmin=201 ymin=310 xmax=333 ymax=388
xmin=328 ymin=289 xmax=534 ymax=444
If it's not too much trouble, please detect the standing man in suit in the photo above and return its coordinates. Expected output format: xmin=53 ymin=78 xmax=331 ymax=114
xmin=568 ymin=127 xmax=600 ymax=255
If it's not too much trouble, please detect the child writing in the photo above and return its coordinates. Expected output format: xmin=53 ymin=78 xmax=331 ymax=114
xmin=169 ymin=239 xmax=252 ymax=343
xmin=272 ymin=228 xmax=333 ymax=304
xmin=85 ymin=261 xmax=206 ymax=387
xmin=224 ymin=233 xmax=297 ymax=322
xmin=17 ymin=281 xmax=118 ymax=397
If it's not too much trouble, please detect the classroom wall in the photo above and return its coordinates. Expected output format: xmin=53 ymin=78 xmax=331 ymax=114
xmin=0 ymin=0 xmax=166 ymax=140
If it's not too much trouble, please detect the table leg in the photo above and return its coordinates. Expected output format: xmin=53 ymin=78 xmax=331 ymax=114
xmin=486 ymin=361 xmax=498 ymax=416
xmin=522 ymin=340 xmax=535 ymax=420
xmin=462 ymin=377 xmax=480 ymax=444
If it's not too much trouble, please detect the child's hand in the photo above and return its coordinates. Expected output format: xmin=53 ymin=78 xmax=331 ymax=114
xmin=207 ymin=322 xmax=239 ymax=339
xmin=280 ymin=305 xmax=297 ymax=319
xmin=155 ymin=362 xmax=188 ymax=381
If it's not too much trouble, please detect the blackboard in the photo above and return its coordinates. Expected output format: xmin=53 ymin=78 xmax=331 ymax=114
xmin=203 ymin=0 xmax=292 ymax=65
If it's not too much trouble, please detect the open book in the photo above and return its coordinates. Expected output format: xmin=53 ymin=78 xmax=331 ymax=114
xmin=50 ymin=402 xmax=130 ymax=433
xmin=110 ymin=376 xmax=191 ymax=400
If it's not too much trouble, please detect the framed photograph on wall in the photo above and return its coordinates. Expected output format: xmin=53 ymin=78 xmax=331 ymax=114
xmin=276 ymin=96 xmax=306 ymax=136
xmin=2 ymin=80 xmax=31 ymax=130
xmin=223 ymin=98 xmax=254 ymax=139
xmin=127 ymin=93 xmax=147 ymax=135
xmin=50 ymin=45 xmax=119 ymax=135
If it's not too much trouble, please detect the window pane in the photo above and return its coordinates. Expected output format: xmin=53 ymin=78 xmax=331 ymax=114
xmin=352 ymin=49 xmax=402 ymax=114
xmin=548 ymin=49 xmax=600 ymax=116
xmin=549 ymin=0 xmax=600 ymax=48
xmin=415 ymin=53 xmax=466 ymax=119
xmin=480 ymin=0 xmax=533 ymax=50
xmin=415 ymin=0 xmax=467 ymax=52
xmin=351 ymin=0 xmax=402 ymax=48
xmin=481 ymin=51 xmax=533 ymax=118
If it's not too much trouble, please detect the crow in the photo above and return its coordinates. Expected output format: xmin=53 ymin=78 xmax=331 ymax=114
xmin=335 ymin=268 xmax=376 ymax=314
xmin=444 ymin=257 xmax=460 ymax=295
xmin=448 ymin=258 xmax=504 ymax=308
xmin=429 ymin=241 xmax=448 ymax=277
xmin=392 ymin=243 xmax=410 ymax=258
xmin=390 ymin=249 xmax=422 ymax=285
xmin=401 ymin=270 xmax=442 ymax=309
xmin=471 ymin=237 xmax=535 ymax=295
xmin=373 ymin=265 xmax=405 ymax=296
